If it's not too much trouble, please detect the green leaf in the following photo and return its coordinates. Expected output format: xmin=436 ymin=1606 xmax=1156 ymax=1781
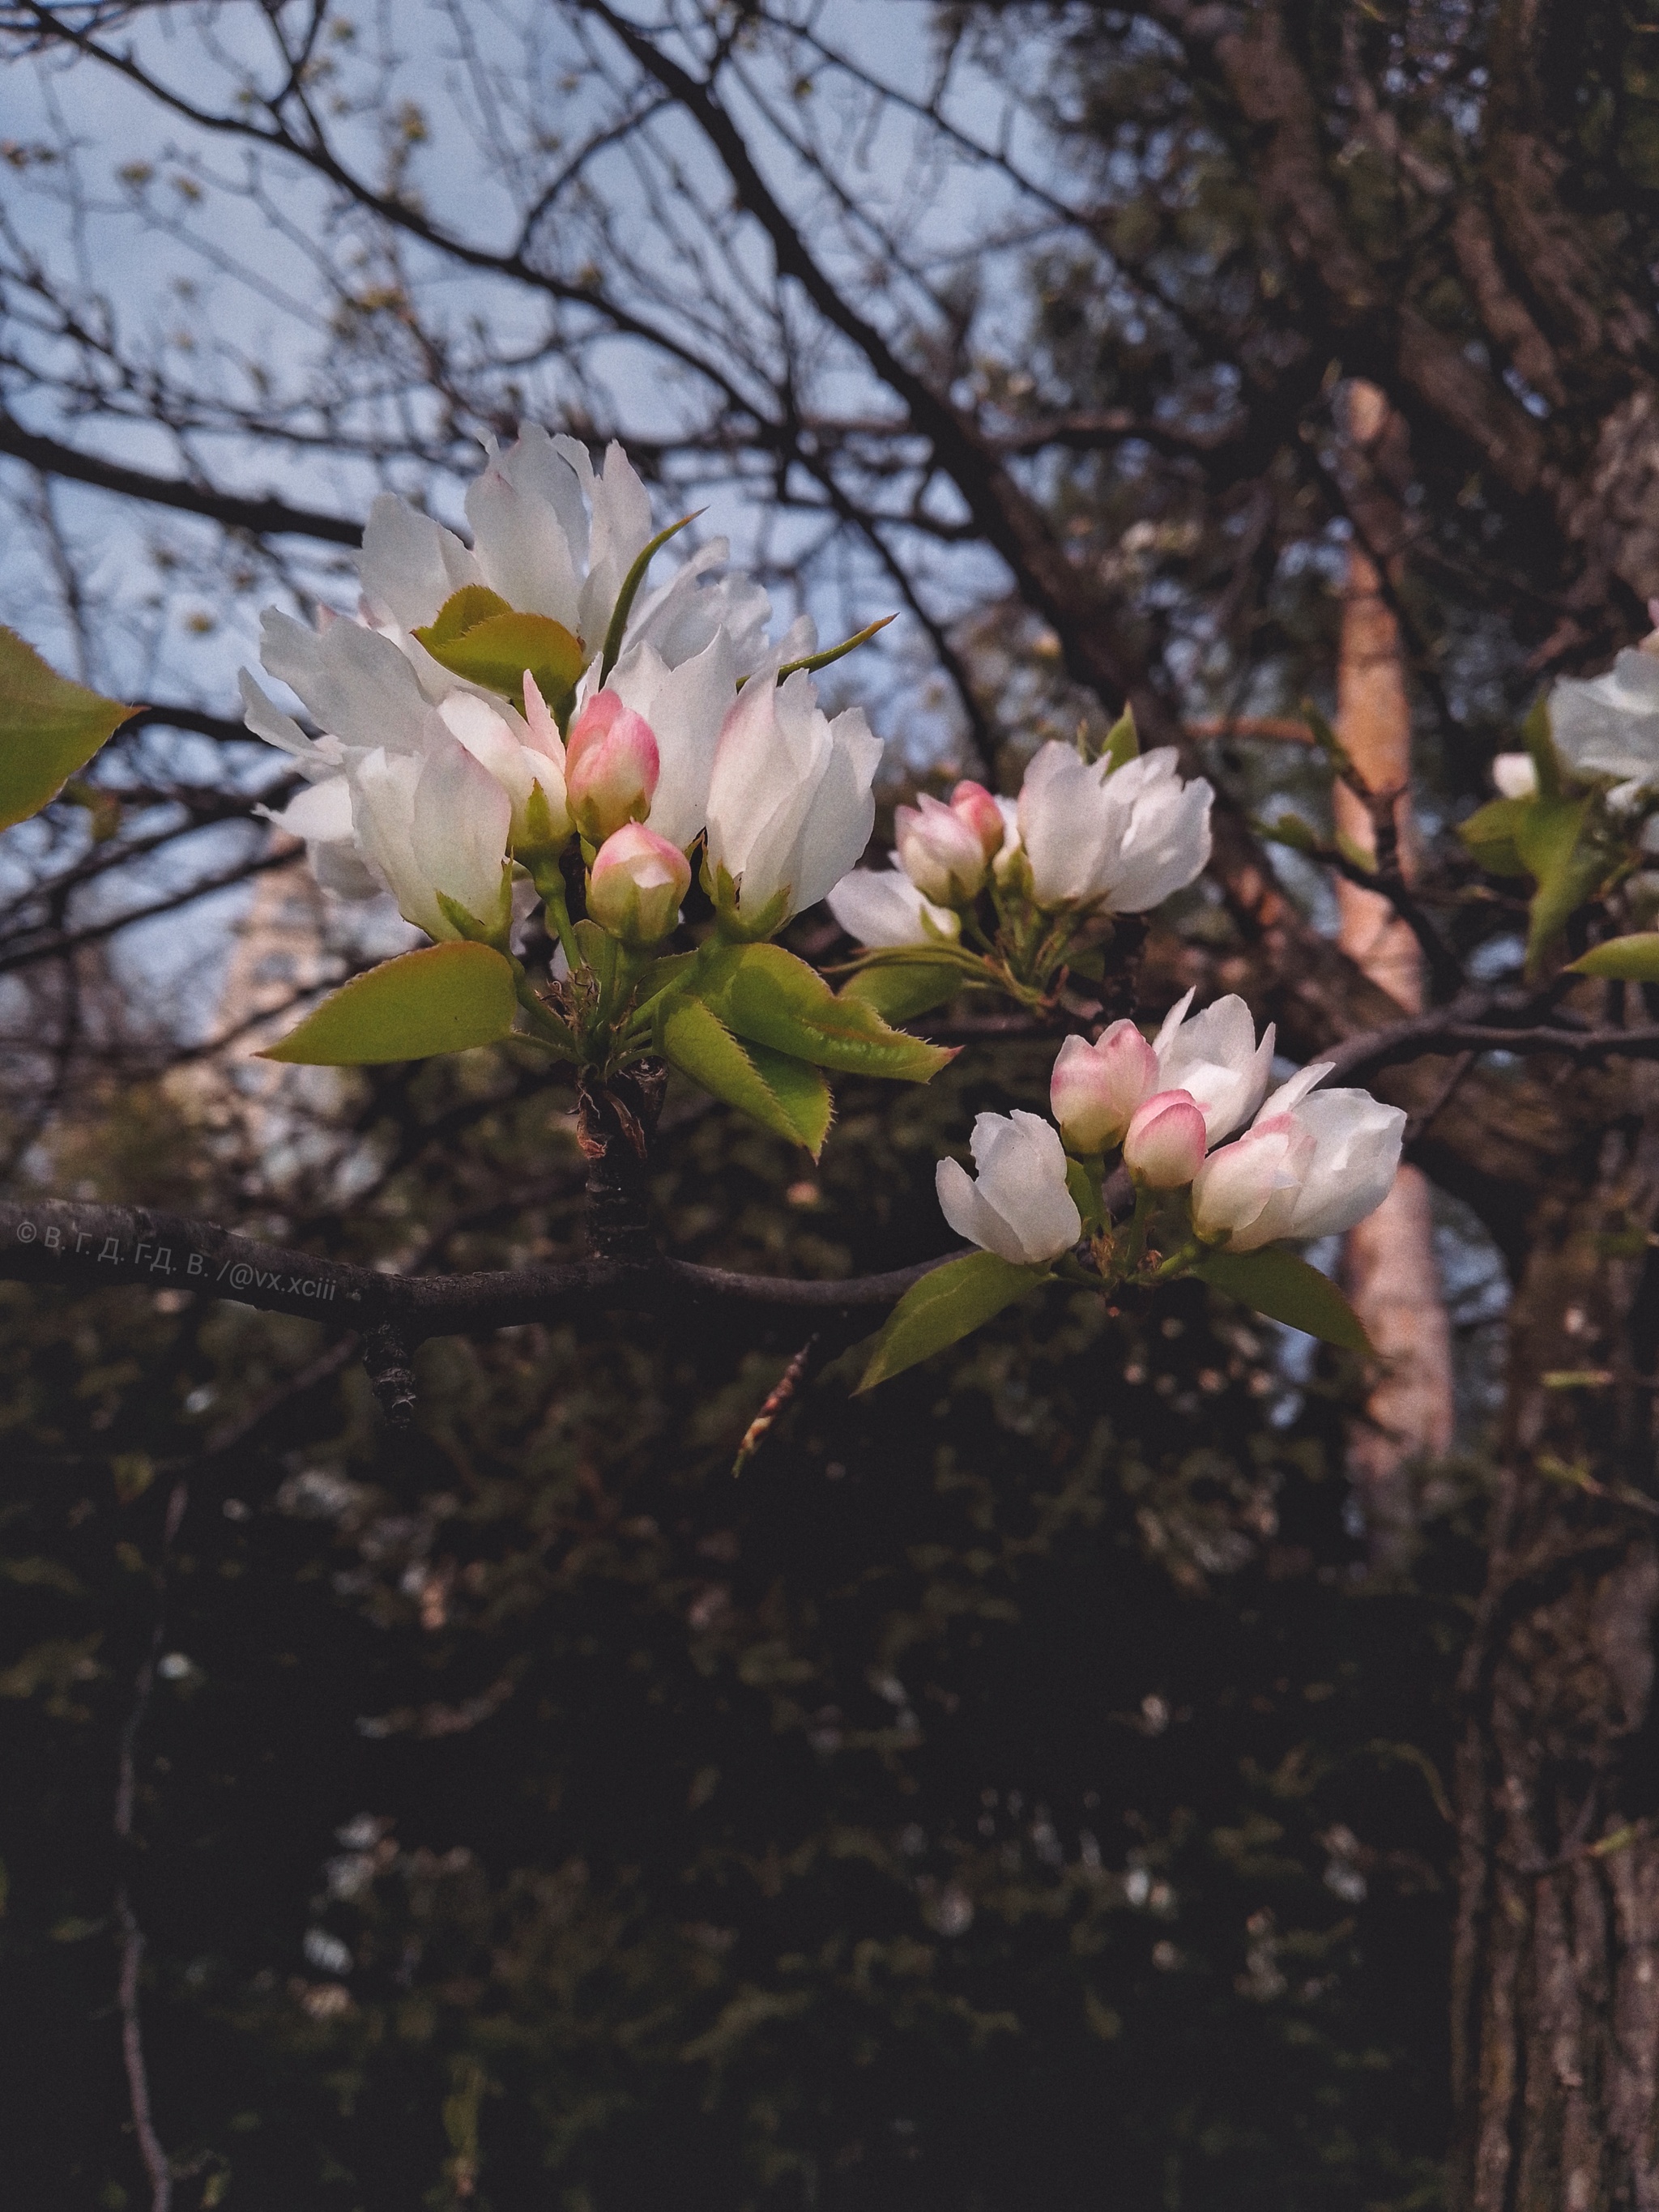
xmin=659 ymin=996 xmax=833 ymax=1156
xmin=415 ymin=584 xmax=513 ymax=647
xmin=1568 ymin=933 xmax=1659 ymax=981
xmin=1457 ymin=797 xmax=1532 ymax=878
xmin=1065 ymin=1156 xmax=1105 ymax=1234
xmin=1192 ymin=1247 xmax=1371 ymax=1353
xmin=0 ymin=627 xmax=132 ymax=830
xmin=697 ymin=943 xmax=955 ymax=1081
xmin=838 ymin=961 xmax=963 ymax=1023
xmin=1516 ymin=794 xmax=1600 ymax=972
xmin=1299 ymin=700 xmax=1355 ymax=780
xmin=762 ymin=613 xmax=896 ymax=689
xmin=259 ymin=941 xmax=519 ymax=1064
xmin=857 ymin=1251 xmax=1050 ymax=1392
xmin=1520 ymin=693 xmax=1562 ymax=799
xmin=597 ymin=510 xmax=700 ymax=683
xmin=414 ymin=591 xmax=586 ymax=719
xmin=1098 ymin=705 xmax=1139 ymax=774
xmin=1260 ymin=812 xmax=1323 ymax=858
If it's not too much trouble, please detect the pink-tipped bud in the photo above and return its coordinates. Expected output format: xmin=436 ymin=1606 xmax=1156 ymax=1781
xmin=895 ymin=792 xmax=992 ymax=904
xmin=565 ymin=689 xmax=659 ymax=842
xmin=1123 ymin=1089 xmax=1207 ymax=1190
xmin=949 ymin=779 xmax=1007 ymax=863
xmin=586 ymin=822 xmax=690 ymax=947
xmin=1050 ymin=1022 xmax=1158 ymax=1153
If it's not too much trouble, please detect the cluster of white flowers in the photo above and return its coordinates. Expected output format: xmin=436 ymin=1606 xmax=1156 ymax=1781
xmin=938 ymin=993 xmax=1404 ymax=1267
xmin=242 ymin=420 xmax=1401 ymax=1285
xmin=828 ymin=742 xmax=1213 ymax=949
xmin=244 ymin=428 xmax=878 ymax=940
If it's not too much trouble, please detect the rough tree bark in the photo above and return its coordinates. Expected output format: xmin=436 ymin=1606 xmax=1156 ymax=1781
xmin=1333 ymin=383 xmax=1454 ymax=1572
xmin=1452 ymin=1072 xmax=1659 ymax=2210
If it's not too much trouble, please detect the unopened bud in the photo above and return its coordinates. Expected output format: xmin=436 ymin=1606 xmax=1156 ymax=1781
xmin=1050 ymin=1022 xmax=1158 ymax=1153
xmin=565 ymin=689 xmax=659 ymax=842
xmin=1122 ymin=1089 xmax=1207 ymax=1189
xmin=949 ymin=780 xmax=1007 ymax=863
xmin=895 ymin=793 xmax=991 ymax=904
xmin=586 ymin=822 xmax=690 ymax=946
xmin=1491 ymin=752 xmax=1538 ymax=800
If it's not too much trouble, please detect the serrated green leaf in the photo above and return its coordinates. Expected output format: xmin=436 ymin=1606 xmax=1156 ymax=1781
xmin=414 ymin=595 xmax=586 ymax=718
xmin=698 ymin=943 xmax=955 ymax=1081
xmin=659 ymin=996 xmax=832 ymax=1155
xmin=1568 ymin=933 xmax=1659 ymax=981
xmin=1099 ymin=705 xmax=1139 ymax=773
xmin=259 ymin=941 xmax=519 ymax=1064
xmin=1457 ymin=797 xmax=1532 ymax=877
xmin=838 ymin=961 xmax=963 ymax=1023
xmin=0 ymin=627 xmax=132 ymax=830
xmin=857 ymin=1251 xmax=1050 ymax=1392
xmin=1192 ymin=1247 xmax=1371 ymax=1353
xmin=415 ymin=584 xmax=513 ymax=648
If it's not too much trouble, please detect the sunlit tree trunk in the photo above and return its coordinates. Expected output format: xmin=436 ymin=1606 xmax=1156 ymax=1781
xmin=1333 ymin=381 xmax=1455 ymax=1573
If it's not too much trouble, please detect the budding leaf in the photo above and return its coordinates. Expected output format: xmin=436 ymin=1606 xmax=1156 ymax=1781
xmin=1192 ymin=1247 xmax=1371 ymax=1353
xmin=1098 ymin=705 xmax=1139 ymax=774
xmin=659 ymin=996 xmax=833 ymax=1157
xmin=1516 ymin=794 xmax=1601 ymax=974
xmin=259 ymin=941 xmax=519 ymax=1064
xmin=414 ymin=591 xmax=586 ymax=722
xmin=838 ymin=961 xmax=962 ymax=1024
xmin=1457 ymin=797 xmax=1532 ymax=879
xmin=0 ymin=627 xmax=132 ymax=830
xmin=857 ymin=1251 xmax=1050 ymax=1392
xmin=697 ymin=943 xmax=955 ymax=1081
xmin=1568 ymin=933 xmax=1659 ymax=982
xmin=1520 ymin=692 xmax=1563 ymax=800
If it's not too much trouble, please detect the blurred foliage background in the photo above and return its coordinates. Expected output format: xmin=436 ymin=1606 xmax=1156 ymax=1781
xmin=0 ymin=1025 xmax=1482 ymax=2210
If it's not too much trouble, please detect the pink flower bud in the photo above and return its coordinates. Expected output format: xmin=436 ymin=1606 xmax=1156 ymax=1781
xmin=565 ymin=689 xmax=660 ymax=842
xmin=1050 ymin=1022 xmax=1158 ymax=1153
xmin=949 ymin=779 xmax=1007 ymax=863
xmin=586 ymin=822 xmax=690 ymax=946
xmin=1122 ymin=1089 xmax=1208 ymax=1189
xmin=895 ymin=793 xmax=992 ymax=904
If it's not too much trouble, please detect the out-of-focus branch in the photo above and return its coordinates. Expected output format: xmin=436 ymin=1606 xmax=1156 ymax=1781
xmin=0 ymin=408 xmax=363 ymax=544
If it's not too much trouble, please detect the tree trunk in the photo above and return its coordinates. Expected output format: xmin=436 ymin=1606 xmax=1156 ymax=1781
xmin=1452 ymin=1084 xmax=1659 ymax=2209
xmin=1333 ymin=382 xmax=1455 ymax=1571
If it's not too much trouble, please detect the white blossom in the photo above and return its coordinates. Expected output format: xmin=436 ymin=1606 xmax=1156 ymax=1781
xmin=825 ymin=862 xmax=962 ymax=948
xmin=1017 ymin=743 xmax=1213 ymax=910
xmin=1549 ymin=650 xmax=1659 ymax=790
xmin=704 ymin=657 xmax=881 ymax=923
xmin=1150 ymin=991 xmax=1277 ymax=1145
xmin=936 ymin=1110 xmax=1081 ymax=1265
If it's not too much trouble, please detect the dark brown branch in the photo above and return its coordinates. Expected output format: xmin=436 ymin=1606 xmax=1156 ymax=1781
xmin=0 ymin=1196 xmax=957 ymax=1339
xmin=0 ymin=409 xmax=362 ymax=544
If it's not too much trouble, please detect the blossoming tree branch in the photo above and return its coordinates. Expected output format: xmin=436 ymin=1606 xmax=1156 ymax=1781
xmin=6 ymin=425 xmax=1659 ymax=1408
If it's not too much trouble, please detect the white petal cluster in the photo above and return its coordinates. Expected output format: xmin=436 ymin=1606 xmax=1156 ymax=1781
xmin=1017 ymin=743 xmax=1213 ymax=910
xmin=244 ymin=427 xmax=778 ymax=936
xmin=1192 ymin=1073 xmax=1405 ymax=1251
xmin=825 ymin=861 xmax=961 ymax=948
xmin=936 ymin=1111 xmax=1081 ymax=1265
xmin=1149 ymin=990 xmax=1277 ymax=1144
xmin=1549 ymin=650 xmax=1659 ymax=791
xmin=704 ymin=656 xmax=883 ymax=923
